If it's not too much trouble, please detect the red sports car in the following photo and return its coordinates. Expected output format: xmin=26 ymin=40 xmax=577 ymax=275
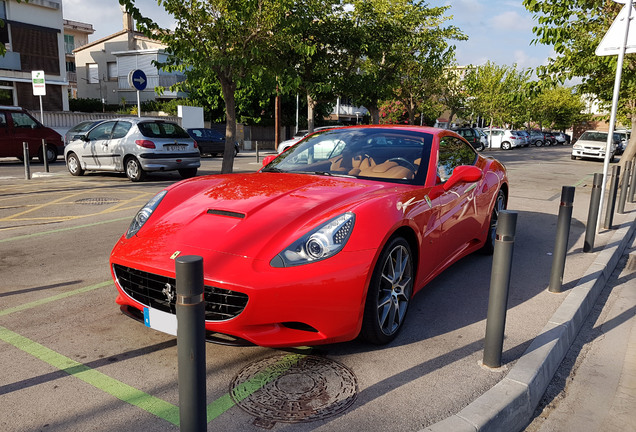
xmin=110 ymin=126 xmax=508 ymax=347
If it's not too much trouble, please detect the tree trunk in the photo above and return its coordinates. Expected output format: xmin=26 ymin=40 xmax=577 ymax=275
xmin=219 ymin=72 xmax=237 ymax=174
xmin=307 ymin=92 xmax=316 ymax=133
xmin=619 ymin=116 xmax=636 ymax=171
xmin=368 ymin=105 xmax=380 ymax=125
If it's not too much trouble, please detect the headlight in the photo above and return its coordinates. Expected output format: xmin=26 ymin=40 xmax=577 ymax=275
xmin=271 ymin=212 xmax=355 ymax=267
xmin=573 ymin=144 xmax=582 ymax=150
xmin=125 ymin=190 xmax=167 ymax=239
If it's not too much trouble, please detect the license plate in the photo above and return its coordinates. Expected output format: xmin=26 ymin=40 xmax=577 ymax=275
xmin=143 ymin=307 xmax=177 ymax=336
xmin=166 ymin=144 xmax=187 ymax=151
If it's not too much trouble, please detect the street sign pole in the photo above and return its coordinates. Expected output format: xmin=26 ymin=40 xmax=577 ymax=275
xmin=137 ymin=90 xmax=141 ymax=118
xmin=596 ymin=0 xmax=634 ymax=232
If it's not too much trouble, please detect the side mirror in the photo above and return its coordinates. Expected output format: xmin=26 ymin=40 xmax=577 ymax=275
xmin=443 ymin=165 xmax=482 ymax=191
xmin=80 ymin=134 xmax=90 ymax=142
xmin=262 ymin=154 xmax=276 ymax=167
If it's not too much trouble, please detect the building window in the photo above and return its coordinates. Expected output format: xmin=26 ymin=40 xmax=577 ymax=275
xmin=87 ymin=63 xmax=99 ymax=83
xmin=64 ymin=34 xmax=75 ymax=54
xmin=107 ymin=62 xmax=117 ymax=81
xmin=66 ymin=61 xmax=76 ymax=73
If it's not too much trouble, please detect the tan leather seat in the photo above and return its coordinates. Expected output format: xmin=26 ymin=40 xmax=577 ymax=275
xmin=330 ymin=154 xmax=376 ymax=175
xmin=359 ymin=161 xmax=414 ymax=179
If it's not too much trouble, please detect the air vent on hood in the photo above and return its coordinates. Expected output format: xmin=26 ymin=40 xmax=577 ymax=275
xmin=207 ymin=209 xmax=246 ymax=219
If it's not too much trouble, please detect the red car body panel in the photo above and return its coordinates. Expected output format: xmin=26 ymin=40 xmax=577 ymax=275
xmin=110 ymin=126 xmax=508 ymax=347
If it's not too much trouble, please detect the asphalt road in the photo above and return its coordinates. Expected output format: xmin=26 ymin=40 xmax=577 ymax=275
xmin=0 ymin=145 xmax=632 ymax=432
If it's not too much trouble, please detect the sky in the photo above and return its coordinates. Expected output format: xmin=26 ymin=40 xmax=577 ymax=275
xmin=62 ymin=0 xmax=555 ymax=70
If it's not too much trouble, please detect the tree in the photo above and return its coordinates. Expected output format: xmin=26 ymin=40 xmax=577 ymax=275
xmin=463 ymin=62 xmax=531 ymax=135
xmin=533 ymin=86 xmax=588 ymax=131
xmin=523 ymin=0 xmax=636 ymax=166
xmin=120 ymin=0 xmax=294 ymax=173
xmin=342 ymin=0 xmax=465 ymax=124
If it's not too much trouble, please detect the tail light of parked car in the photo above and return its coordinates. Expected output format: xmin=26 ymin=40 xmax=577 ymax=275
xmin=135 ymin=139 xmax=156 ymax=149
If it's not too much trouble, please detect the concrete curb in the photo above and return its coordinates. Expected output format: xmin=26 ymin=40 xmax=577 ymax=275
xmin=423 ymin=214 xmax=636 ymax=432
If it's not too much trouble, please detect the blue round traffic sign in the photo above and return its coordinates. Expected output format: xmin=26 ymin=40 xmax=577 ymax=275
xmin=129 ymin=69 xmax=147 ymax=91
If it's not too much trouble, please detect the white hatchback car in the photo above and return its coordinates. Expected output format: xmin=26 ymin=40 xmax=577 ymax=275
xmin=571 ymin=130 xmax=620 ymax=162
xmin=64 ymin=118 xmax=200 ymax=181
xmin=483 ymin=128 xmax=526 ymax=150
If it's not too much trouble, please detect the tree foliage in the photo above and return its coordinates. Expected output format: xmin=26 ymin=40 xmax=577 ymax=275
xmin=523 ymin=0 xmax=636 ymax=164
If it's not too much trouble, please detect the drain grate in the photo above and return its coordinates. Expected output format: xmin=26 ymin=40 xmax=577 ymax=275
xmin=230 ymin=354 xmax=357 ymax=427
xmin=75 ymin=197 xmax=120 ymax=205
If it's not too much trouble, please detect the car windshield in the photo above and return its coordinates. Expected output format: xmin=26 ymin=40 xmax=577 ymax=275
xmin=138 ymin=121 xmax=190 ymax=138
xmin=263 ymin=127 xmax=432 ymax=184
xmin=579 ymin=131 xmax=608 ymax=142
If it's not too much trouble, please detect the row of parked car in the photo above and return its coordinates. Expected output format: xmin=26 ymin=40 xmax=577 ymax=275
xmin=451 ymin=126 xmax=571 ymax=151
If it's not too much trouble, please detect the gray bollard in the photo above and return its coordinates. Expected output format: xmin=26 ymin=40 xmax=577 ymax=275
xmin=42 ymin=139 xmax=49 ymax=173
xmin=629 ymin=157 xmax=636 ymax=203
xmin=483 ymin=210 xmax=517 ymax=368
xmin=23 ymin=142 xmax=31 ymax=180
xmin=603 ymin=165 xmax=620 ymax=230
xmin=549 ymin=186 xmax=575 ymax=293
xmin=175 ymin=255 xmax=207 ymax=432
xmin=256 ymin=140 xmax=260 ymax=163
xmin=584 ymin=173 xmax=603 ymax=253
xmin=618 ymin=160 xmax=631 ymax=214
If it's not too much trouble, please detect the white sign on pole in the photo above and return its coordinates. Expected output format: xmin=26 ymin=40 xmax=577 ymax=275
xmin=596 ymin=3 xmax=636 ymax=56
xmin=31 ymin=70 xmax=46 ymax=96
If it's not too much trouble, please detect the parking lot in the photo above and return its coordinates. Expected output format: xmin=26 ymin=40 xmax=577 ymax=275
xmin=1 ymin=146 xmax=633 ymax=431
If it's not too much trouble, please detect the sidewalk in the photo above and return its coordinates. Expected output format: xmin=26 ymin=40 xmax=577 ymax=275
xmin=424 ymin=205 xmax=636 ymax=432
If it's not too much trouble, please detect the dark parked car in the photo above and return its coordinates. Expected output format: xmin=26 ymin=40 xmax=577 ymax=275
xmin=0 ymin=105 xmax=63 ymax=163
xmin=543 ymin=132 xmax=558 ymax=145
xmin=451 ymin=127 xmax=486 ymax=151
xmin=187 ymin=128 xmax=239 ymax=157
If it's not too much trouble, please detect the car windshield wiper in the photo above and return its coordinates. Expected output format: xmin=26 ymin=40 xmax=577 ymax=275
xmin=263 ymin=167 xmax=285 ymax=173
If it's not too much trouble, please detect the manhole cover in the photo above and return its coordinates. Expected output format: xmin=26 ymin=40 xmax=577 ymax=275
xmin=75 ymin=197 xmax=120 ymax=205
xmin=230 ymin=354 xmax=357 ymax=426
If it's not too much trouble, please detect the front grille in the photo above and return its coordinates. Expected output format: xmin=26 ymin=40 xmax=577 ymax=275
xmin=113 ymin=264 xmax=249 ymax=321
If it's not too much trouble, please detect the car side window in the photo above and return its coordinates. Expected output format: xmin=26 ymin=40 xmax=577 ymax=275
xmin=437 ymin=136 xmax=477 ymax=183
xmin=11 ymin=112 xmax=39 ymax=128
xmin=0 ymin=113 xmax=6 ymax=127
xmin=87 ymin=121 xmax=116 ymax=141
xmin=111 ymin=121 xmax=132 ymax=139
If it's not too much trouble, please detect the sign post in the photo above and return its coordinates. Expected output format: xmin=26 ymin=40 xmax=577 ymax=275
xmin=31 ymin=70 xmax=46 ymax=124
xmin=128 ymin=69 xmax=147 ymax=118
xmin=594 ymin=0 xmax=635 ymax=232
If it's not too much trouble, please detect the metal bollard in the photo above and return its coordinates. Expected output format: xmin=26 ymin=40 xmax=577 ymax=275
xmin=549 ymin=186 xmax=575 ymax=293
xmin=584 ymin=173 xmax=603 ymax=252
xmin=603 ymin=165 xmax=620 ymax=230
xmin=483 ymin=210 xmax=517 ymax=368
xmin=256 ymin=140 xmax=260 ymax=163
xmin=618 ymin=160 xmax=631 ymax=214
xmin=629 ymin=157 xmax=636 ymax=203
xmin=23 ymin=142 xmax=31 ymax=180
xmin=42 ymin=139 xmax=49 ymax=173
xmin=175 ymin=255 xmax=207 ymax=432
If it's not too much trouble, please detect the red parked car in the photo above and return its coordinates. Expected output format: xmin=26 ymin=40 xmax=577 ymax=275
xmin=110 ymin=125 xmax=508 ymax=347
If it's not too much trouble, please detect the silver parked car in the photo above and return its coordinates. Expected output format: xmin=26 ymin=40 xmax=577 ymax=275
xmin=571 ymin=130 xmax=620 ymax=162
xmin=64 ymin=118 xmax=200 ymax=182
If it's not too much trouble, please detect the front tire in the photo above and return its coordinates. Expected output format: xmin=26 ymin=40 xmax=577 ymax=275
xmin=480 ymin=189 xmax=507 ymax=255
xmin=125 ymin=157 xmax=146 ymax=182
xmin=360 ymin=237 xmax=413 ymax=344
xmin=66 ymin=153 xmax=84 ymax=176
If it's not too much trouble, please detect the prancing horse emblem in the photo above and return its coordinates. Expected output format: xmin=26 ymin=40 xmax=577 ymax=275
xmin=163 ymin=283 xmax=175 ymax=303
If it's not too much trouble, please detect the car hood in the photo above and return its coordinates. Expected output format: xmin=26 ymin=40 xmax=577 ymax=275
xmin=135 ymin=172 xmax=393 ymax=260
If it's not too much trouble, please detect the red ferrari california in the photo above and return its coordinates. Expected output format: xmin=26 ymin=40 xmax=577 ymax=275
xmin=110 ymin=125 xmax=508 ymax=347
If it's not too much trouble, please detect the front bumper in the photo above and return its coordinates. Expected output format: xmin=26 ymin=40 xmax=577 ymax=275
xmin=572 ymin=147 xmax=609 ymax=160
xmin=110 ymin=242 xmax=377 ymax=347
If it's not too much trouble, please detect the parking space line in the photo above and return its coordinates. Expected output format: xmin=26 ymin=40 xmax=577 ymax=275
xmin=0 ymin=216 xmax=130 ymax=243
xmin=0 ymin=325 xmax=181 ymax=426
xmin=0 ymin=281 xmax=112 ymax=317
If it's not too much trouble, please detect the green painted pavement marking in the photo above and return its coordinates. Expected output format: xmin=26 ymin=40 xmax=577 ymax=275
xmin=0 ymin=325 xmax=180 ymax=426
xmin=0 ymin=216 xmax=131 ymax=243
xmin=0 ymin=281 xmax=112 ymax=318
xmin=574 ymin=173 xmax=594 ymax=187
